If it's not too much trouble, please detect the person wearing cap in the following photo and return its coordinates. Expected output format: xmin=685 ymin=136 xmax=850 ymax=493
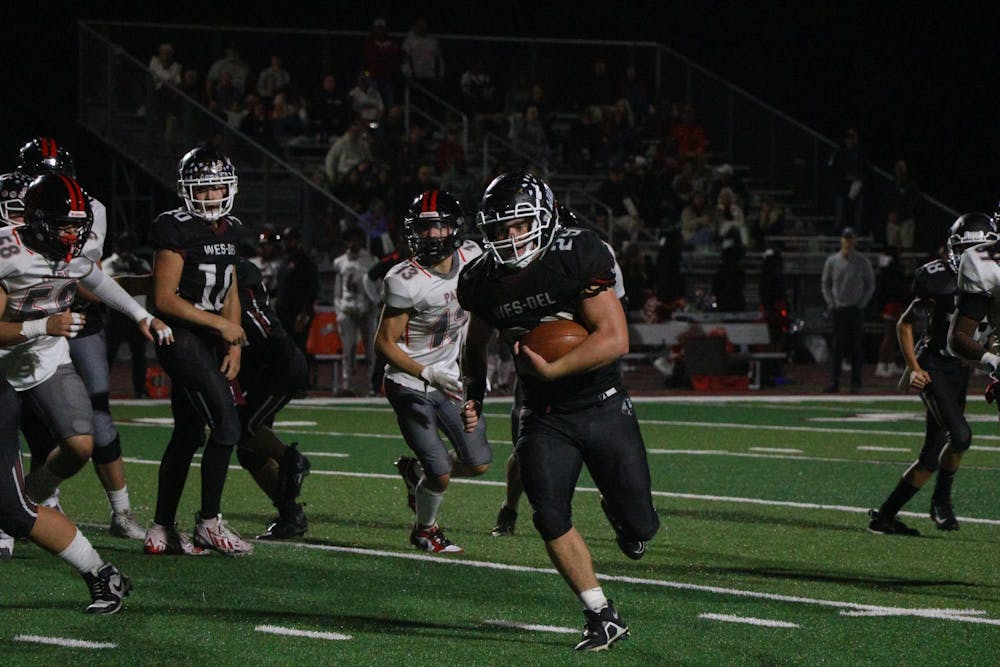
xmin=821 ymin=227 xmax=875 ymax=392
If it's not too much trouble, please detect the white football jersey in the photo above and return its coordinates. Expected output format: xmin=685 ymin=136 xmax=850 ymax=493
xmin=0 ymin=223 xmax=100 ymax=389
xmin=382 ymin=240 xmax=482 ymax=391
xmin=333 ymin=249 xmax=376 ymax=315
xmin=83 ymin=197 xmax=107 ymax=264
xmin=958 ymin=242 xmax=1000 ymax=333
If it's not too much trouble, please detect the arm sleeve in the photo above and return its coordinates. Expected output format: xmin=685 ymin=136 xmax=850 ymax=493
xmin=81 ymin=268 xmax=152 ymax=323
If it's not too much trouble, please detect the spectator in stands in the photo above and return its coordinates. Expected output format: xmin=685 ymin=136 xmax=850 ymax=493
xmin=207 ymin=68 xmax=243 ymax=119
xmin=271 ymin=91 xmax=307 ymax=143
xmin=363 ymin=18 xmax=401 ymax=108
xmin=397 ymin=124 xmax=434 ymax=178
xmin=275 ymin=226 xmax=319 ymax=366
xmin=511 ymin=104 xmax=550 ymax=164
xmin=874 ymin=248 xmax=908 ymax=378
xmin=372 ymin=104 xmax=406 ymax=161
xmin=309 ymin=74 xmax=350 ymax=141
xmin=619 ymin=65 xmax=651 ymax=127
xmin=143 ymin=42 xmax=182 ymax=119
xmin=600 ymin=99 xmax=637 ymax=167
xmin=681 ymin=190 xmax=715 ymax=251
xmin=821 ymin=227 xmax=875 ymax=393
xmin=461 ymin=60 xmax=505 ymax=137
xmin=527 ymin=84 xmax=552 ymax=136
xmin=884 ymin=159 xmax=919 ymax=250
xmin=255 ymin=54 xmax=291 ymax=103
xmin=359 ymin=198 xmax=391 ymax=254
xmin=434 ymin=126 xmax=465 ymax=174
xmin=239 ymin=98 xmax=278 ymax=151
xmin=325 ymin=117 xmax=373 ymax=184
xmin=670 ymin=103 xmax=709 ymax=159
xmin=401 ymin=18 xmax=444 ymax=93
xmin=584 ymin=58 xmax=617 ymax=108
xmin=671 ymin=159 xmax=698 ymax=207
xmin=828 ymin=127 xmax=868 ymax=235
xmin=712 ymin=245 xmax=747 ymax=312
xmin=751 ymin=196 xmax=786 ymax=250
xmin=349 ymin=71 xmax=385 ymax=125
xmin=595 ymin=164 xmax=640 ymax=243
xmin=567 ymin=105 xmax=603 ymax=173
xmin=716 ymin=187 xmax=748 ymax=252
xmin=710 ymin=163 xmax=750 ymax=210
xmin=206 ymin=44 xmax=249 ymax=100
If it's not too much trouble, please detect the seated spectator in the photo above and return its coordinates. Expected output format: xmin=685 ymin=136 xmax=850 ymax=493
xmin=600 ymin=98 xmax=637 ymax=169
xmin=325 ymin=118 xmax=373 ymax=184
xmin=434 ymin=127 xmax=465 ymax=174
xmin=363 ymin=18 xmax=401 ymax=107
xmin=397 ymin=123 xmax=433 ymax=177
xmin=716 ymin=187 xmax=748 ymax=251
xmin=178 ymin=67 xmax=205 ymax=105
xmin=309 ymin=73 xmax=349 ymax=141
xmin=511 ymin=104 xmax=549 ymax=163
xmin=256 ymin=54 xmax=291 ymax=102
xmin=710 ymin=163 xmax=750 ymax=209
xmin=372 ymin=104 xmax=406 ymax=161
xmin=567 ymin=105 xmax=604 ymax=173
xmin=671 ymin=159 xmax=698 ymax=206
xmin=208 ymin=69 xmax=244 ymax=121
xmin=349 ymin=71 xmax=385 ymax=125
xmin=680 ymin=191 xmax=715 ymax=251
xmin=206 ymin=44 xmax=249 ymax=100
xmin=752 ymin=197 xmax=786 ymax=249
xmin=239 ymin=98 xmax=277 ymax=150
xmin=670 ymin=103 xmax=709 ymax=159
xmin=271 ymin=91 xmax=307 ymax=142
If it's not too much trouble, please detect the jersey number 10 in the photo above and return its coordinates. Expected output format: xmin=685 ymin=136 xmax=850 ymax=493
xmin=198 ymin=263 xmax=235 ymax=311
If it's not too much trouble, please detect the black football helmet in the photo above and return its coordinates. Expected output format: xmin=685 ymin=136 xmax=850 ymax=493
xmin=0 ymin=171 xmax=30 ymax=226
xmin=403 ymin=190 xmax=464 ymax=264
xmin=947 ymin=212 xmax=998 ymax=271
xmin=17 ymin=137 xmax=76 ymax=177
xmin=477 ymin=172 xmax=558 ymax=268
xmin=22 ymin=173 xmax=94 ymax=262
xmin=177 ymin=146 xmax=238 ymax=221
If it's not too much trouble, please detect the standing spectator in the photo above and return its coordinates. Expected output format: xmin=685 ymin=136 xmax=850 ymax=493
xmin=821 ymin=227 xmax=875 ymax=393
xmin=884 ymin=159 xmax=920 ymax=250
xmin=144 ymin=43 xmax=182 ymax=119
xmin=359 ymin=198 xmax=391 ymax=255
xmin=401 ymin=18 xmax=444 ymax=93
xmin=325 ymin=118 xmax=372 ymax=185
xmin=275 ymin=227 xmax=319 ymax=364
xmin=205 ymin=44 xmax=249 ymax=100
xmin=349 ymin=71 xmax=385 ymax=125
xmin=332 ymin=228 xmax=376 ymax=396
xmin=670 ymin=104 xmax=708 ymax=159
xmin=255 ymin=54 xmax=291 ymax=103
xmin=309 ymin=74 xmax=349 ymax=141
xmin=828 ymin=128 xmax=868 ymax=235
xmin=363 ymin=18 xmax=401 ymax=108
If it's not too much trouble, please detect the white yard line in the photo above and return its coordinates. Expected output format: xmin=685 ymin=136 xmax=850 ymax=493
xmin=484 ymin=620 xmax=578 ymax=634
xmin=857 ymin=446 xmax=910 ymax=452
xmin=254 ymin=625 xmax=351 ymax=641
xmin=13 ymin=635 xmax=117 ymax=649
xmin=749 ymin=447 xmax=803 ymax=454
xmin=698 ymin=613 xmax=800 ymax=628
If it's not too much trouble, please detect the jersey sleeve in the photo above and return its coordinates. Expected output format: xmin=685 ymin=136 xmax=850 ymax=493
xmin=382 ymin=269 xmax=416 ymax=310
xmin=957 ymin=248 xmax=993 ymax=322
xmin=567 ymin=230 xmax=615 ymax=297
xmin=148 ymin=214 xmax=185 ymax=253
xmin=456 ymin=254 xmax=487 ymax=314
xmin=82 ymin=198 xmax=107 ymax=264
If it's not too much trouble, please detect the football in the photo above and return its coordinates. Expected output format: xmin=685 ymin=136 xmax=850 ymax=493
xmin=519 ymin=319 xmax=589 ymax=362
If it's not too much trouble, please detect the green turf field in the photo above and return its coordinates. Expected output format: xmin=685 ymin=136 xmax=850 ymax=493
xmin=5 ymin=395 xmax=1000 ymax=665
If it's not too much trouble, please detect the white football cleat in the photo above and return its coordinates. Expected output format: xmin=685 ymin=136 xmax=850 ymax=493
xmin=193 ymin=513 xmax=253 ymax=557
xmin=144 ymin=522 xmax=209 ymax=556
xmin=109 ymin=511 xmax=146 ymax=540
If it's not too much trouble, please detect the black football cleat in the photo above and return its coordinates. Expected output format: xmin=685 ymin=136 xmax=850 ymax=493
xmin=867 ymin=509 xmax=919 ymax=536
xmin=395 ymin=456 xmax=423 ymax=513
xmin=258 ymin=503 xmax=308 ymax=540
xmin=600 ymin=496 xmax=647 ymax=560
xmin=280 ymin=443 xmax=311 ymax=501
xmin=490 ymin=505 xmax=518 ymax=537
xmin=574 ymin=601 xmax=629 ymax=651
xmin=83 ymin=563 xmax=132 ymax=614
xmin=930 ymin=500 xmax=959 ymax=531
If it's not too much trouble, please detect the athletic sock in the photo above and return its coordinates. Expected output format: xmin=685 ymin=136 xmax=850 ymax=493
xmin=107 ymin=486 xmax=131 ymax=515
xmin=415 ymin=479 xmax=444 ymax=528
xmin=933 ymin=469 xmax=956 ymax=503
xmin=879 ymin=479 xmax=920 ymax=518
xmin=57 ymin=529 xmax=104 ymax=576
xmin=578 ymin=587 xmax=608 ymax=613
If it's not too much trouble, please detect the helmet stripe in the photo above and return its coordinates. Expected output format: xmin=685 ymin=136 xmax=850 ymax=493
xmin=429 ymin=189 xmax=439 ymax=213
xmin=43 ymin=138 xmax=55 ymax=158
xmin=57 ymin=174 xmax=84 ymax=211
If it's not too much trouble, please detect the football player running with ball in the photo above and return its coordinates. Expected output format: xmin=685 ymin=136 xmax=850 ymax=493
xmin=145 ymin=145 xmax=251 ymax=557
xmin=458 ymin=173 xmax=659 ymax=652
xmin=868 ymin=213 xmax=997 ymax=535
xmin=377 ymin=190 xmax=492 ymax=555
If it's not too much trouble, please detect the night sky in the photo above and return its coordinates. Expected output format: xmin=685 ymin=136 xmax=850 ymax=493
xmin=7 ymin=1 xmax=998 ymax=214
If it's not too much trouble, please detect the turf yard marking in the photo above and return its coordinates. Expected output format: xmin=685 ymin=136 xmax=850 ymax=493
xmin=856 ymin=446 xmax=910 ymax=452
xmin=484 ymin=620 xmax=578 ymax=634
xmin=128 ymin=417 xmax=317 ymax=428
xmin=697 ymin=613 xmax=800 ymax=628
xmin=254 ymin=625 xmax=352 ymax=641
xmin=638 ymin=419 xmax=1000 ymax=441
xmin=13 ymin=635 xmax=117 ymax=649
xmin=749 ymin=447 xmax=802 ymax=454
xmin=839 ymin=609 xmax=987 ymax=618
xmin=118 ymin=458 xmax=1000 ymax=527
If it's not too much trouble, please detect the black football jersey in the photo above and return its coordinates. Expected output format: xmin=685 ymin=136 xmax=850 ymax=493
xmin=149 ymin=208 xmax=241 ymax=314
xmin=911 ymin=258 xmax=958 ymax=356
xmin=458 ymin=227 xmax=619 ymax=409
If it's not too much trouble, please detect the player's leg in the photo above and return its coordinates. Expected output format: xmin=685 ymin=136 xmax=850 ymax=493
xmin=69 ymin=331 xmax=143 ymax=539
xmin=927 ymin=362 xmax=972 ymax=530
xmin=0 ymin=379 xmax=130 ymax=613
xmin=385 ymin=380 xmax=461 ymax=553
xmin=436 ymin=391 xmax=491 ymax=478
xmin=22 ymin=365 xmax=95 ymax=504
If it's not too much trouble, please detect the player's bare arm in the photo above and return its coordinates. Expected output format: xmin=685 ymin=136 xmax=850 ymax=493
xmin=218 ymin=274 xmax=244 ymax=380
xmin=519 ymin=287 xmax=628 ymax=381
xmin=896 ymin=297 xmax=931 ymax=390
xmin=374 ymin=305 xmax=422 ymax=377
xmin=153 ymin=248 xmax=243 ymax=344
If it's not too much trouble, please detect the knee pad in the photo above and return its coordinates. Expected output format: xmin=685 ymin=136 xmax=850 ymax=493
xmin=91 ymin=435 xmax=122 ymax=465
xmin=532 ymin=504 xmax=573 ymax=542
xmin=236 ymin=446 xmax=268 ymax=472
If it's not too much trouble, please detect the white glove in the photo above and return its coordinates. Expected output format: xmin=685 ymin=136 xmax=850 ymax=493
xmin=420 ymin=363 xmax=463 ymax=397
xmin=981 ymin=351 xmax=1000 ymax=372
